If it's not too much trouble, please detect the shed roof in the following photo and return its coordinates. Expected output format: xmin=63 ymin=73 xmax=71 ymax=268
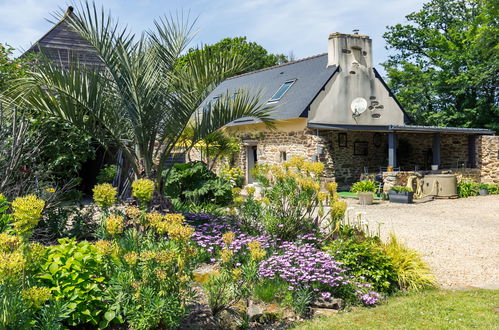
xmin=205 ymin=53 xmax=337 ymax=125
xmin=22 ymin=7 xmax=103 ymax=69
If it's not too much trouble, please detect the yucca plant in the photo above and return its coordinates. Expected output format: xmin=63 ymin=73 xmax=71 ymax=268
xmin=4 ymin=2 xmax=274 ymax=190
xmin=383 ymin=233 xmax=437 ymax=291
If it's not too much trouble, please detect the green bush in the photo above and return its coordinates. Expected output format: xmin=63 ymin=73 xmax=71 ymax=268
xmin=38 ymin=238 xmax=111 ymax=327
xmin=325 ymin=238 xmax=399 ymax=294
xmin=351 ymin=180 xmax=378 ymax=193
xmin=163 ymin=161 xmax=233 ymax=206
xmin=382 ymin=233 xmax=437 ymax=291
xmin=253 ymin=279 xmax=288 ymax=303
xmin=96 ymin=164 xmax=118 ymax=184
xmin=487 ymin=183 xmax=499 ymax=194
xmin=457 ymin=180 xmax=479 ymax=198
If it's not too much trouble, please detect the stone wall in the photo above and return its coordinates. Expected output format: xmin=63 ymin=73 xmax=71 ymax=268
xmin=477 ymin=135 xmax=499 ymax=184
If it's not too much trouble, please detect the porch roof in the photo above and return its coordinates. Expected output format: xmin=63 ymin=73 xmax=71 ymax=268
xmin=307 ymin=123 xmax=495 ymax=135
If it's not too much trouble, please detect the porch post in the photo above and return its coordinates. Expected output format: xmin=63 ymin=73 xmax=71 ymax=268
xmin=467 ymin=135 xmax=476 ymax=168
xmin=388 ymin=132 xmax=397 ymax=168
xmin=432 ymin=133 xmax=441 ymax=166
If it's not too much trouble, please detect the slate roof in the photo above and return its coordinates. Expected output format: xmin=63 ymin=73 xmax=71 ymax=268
xmin=205 ymin=53 xmax=337 ymax=125
xmin=22 ymin=7 xmax=103 ymax=69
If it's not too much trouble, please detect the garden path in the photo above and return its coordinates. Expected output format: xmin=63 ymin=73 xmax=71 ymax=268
xmin=344 ymin=195 xmax=499 ymax=288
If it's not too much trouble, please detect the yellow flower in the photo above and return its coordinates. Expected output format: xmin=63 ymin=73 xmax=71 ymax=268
xmin=124 ymin=252 xmax=139 ymax=265
xmin=105 ymin=214 xmax=124 ymax=235
xmin=220 ymin=249 xmax=233 ymax=263
xmin=233 ymin=196 xmax=245 ymax=205
xmin=246 ymin=186 xmax=256 ymax=198
xmin=45 ymin=187 xmax=56 ymax=193
xmin=155 ymin=269 xmax=167 ymax=280
xmin=287 ymin=156 xmax=305 ymax=169
xmin=231 ymin=267 xmax=243 ymax=279
xmin=232 ymin=187 xmax=242 ymax=196
xmin=126 ymin=206 xmax=141 ymax=220
xmin=154 ymin=250 xmax=175 ymax=265
xmin=27 ymin=242 xmax=46 ymax=263
xmin=167 ymin=223 xmax=195 ymax=241
xmin=303 ymin=161 xmax=324 ymax=175
xmin=164 ymin=213 xmax=185 ymax=225
xmin=22 ymin=286 xmax=51 ymax=309
xmin=326 ymin=182 xmax=338 ymax=195
xmin=0 ymin=233 xmax=22 ymax=252
xmin=145 ymin=212 xmax=164 ymax=227
xmin=248 ymin=240 xmax=266 ymax=261
xmin=259 ymin=197 xmax=270 ymax=205
xmin=140 ymin=250 xmax=157 ymax=262
xmin=94 ymin=240 xmax=116 ymax=256
xmin=132 ymin=179 xmax=155 ymax=205
xmin=331 ymin=200 xmax=347 ymax=219
xmin=317 ymin=191 xmax=328 ymax=202
xmin=92 ymin=183 xmax=117 ymax=209
xmin=11 ymin=195 xmax=45 ymax=234
xmin=0 ymin=251 xmax=25 ymax=283
xmin=222 ymin=231 xmax=235 ymax=245
xmin=298 ymin=178 xmax=320 ymax=192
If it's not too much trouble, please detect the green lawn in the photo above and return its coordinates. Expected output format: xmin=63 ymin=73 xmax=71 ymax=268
xmin=294 ymin=289 xmax=499 ymax=329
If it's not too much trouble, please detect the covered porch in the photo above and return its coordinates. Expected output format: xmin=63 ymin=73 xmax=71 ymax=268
xmin=309 ymin=123 xmax=495 ymax=185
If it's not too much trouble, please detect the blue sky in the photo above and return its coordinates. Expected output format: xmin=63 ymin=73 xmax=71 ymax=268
xmin=0 ymin=0 xmax=426 ymax=76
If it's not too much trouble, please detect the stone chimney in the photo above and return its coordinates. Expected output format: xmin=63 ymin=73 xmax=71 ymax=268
xmin=327 ymin=33 xmax=373 ymax=70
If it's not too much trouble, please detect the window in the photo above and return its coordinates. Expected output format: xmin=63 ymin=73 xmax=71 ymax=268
xmin=269 ymin=80 xmax=296 ymax=102
xmin=280 ymin=151 xmax=287 ymax=162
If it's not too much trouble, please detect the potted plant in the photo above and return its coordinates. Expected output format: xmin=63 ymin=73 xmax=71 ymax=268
xmin=351 ymin=180 xmax=378 ymax=205
xmin=389 ymin=186 xmax=414 ymax=204
xmin=478 ymin=183 xmax=489 ymax=196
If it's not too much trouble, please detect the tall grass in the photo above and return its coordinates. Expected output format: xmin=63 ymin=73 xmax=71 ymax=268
xmin=383 ymin=233 xmax=437 ymax=291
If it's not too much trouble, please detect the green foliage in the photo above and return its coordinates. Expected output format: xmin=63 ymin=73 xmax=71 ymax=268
xmin=38 ymin=238 xmax=109 ymax=326
xmin=96 ymin=164 xmax=118 ymax=184
xmin=457 ymin=180 xmax=479 ymax=197
xmin=203 ymin=272 xmax=242 ymax=317
xmin=0 ymin=284 xmax=34 ymax=329
xmin=325 ymin=238 xmax=399 ymax=294
xmin=288 ymin=287 xmax=313 ymax=317
xmin=241 ymin=158 xmax=335 ymax=240
xmin=0 ymin=193 xmax=10 ymax=232
xmin=179 ymin=36 xmax=288 ymax=75
xmin=391 ymin=186 xmax=413 ymax=193
xmin=163 ymin=161 xmax=233 ymax=205
xmin=220 ymin=165 xmax=244 ymax=188
xmin=0 ymin=43 xmax=29 ymax=91
xmin=253 ymin=279 xmax=288 ymax=303
xmin=487 ymin=183 xmax=499 ymax=194
xmin=382 ymin=0 xmax=499 ymax=130
xmin=351 ymin=180 xmax=378 ymax=193
xmin=383 ymin=234 xmax=437 ymax=291
xmin=171 ymin=199 xmax=227 ymax=216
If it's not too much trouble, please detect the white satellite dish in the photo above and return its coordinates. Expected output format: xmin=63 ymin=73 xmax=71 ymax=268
xmin=351 ymin=97 xmax=368 ymax=116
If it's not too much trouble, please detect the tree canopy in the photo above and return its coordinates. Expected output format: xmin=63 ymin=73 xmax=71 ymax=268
xmin=180 ymin=36 xmax=288 ymax=76
xmin=382 ymin=0 xmax=498 ymax=130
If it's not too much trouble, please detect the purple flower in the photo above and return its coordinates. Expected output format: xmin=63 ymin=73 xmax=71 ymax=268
xmin=321 ymin=292 xmax=331 ymax=299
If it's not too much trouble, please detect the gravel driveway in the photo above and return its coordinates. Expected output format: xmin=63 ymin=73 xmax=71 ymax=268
xmin=345 ymin=195 xmax=499 ymax=288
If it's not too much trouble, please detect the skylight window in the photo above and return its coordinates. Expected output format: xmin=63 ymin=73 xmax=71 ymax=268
xmin=268 ymin=80 xmax=296 ymax=102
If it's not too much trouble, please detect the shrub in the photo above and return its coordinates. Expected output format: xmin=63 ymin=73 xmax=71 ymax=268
xmin=253 ymin=279 xmax=288 ymax=303
xmin=11 ymin=194 xmax=45 ymax=235
xmin=382 ymin=233 xmax=437 ymax=291
xmin=325 ymin=238 xmax=399 ymax=294
xmin=132 ymin=178 xmax=155 ymax=206
xmin=92 ymin=183 xmax=117 ymax=209
xmin=219 ymin=166 xmax=244 ymax=188
xmin=487 ymin=183 xmax=499 ymax=194
xmin=96 ymin=164 xmax=118 ymax=184
xmin=38 ymin=238 xmax=111 ymax=326
xmin=351 ymin=180 xmax=378 ymax=193
xmin=457 ymin=180 xmax=479 ymax=198
xmin=163 ymin=161 xmax=233 ymax=206
xmin=242 ymin=157 xmax=337 ymax=240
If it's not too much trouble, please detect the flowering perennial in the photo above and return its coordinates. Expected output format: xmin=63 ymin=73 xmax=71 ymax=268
xmin=92 ymin=183 xmax=117 ymax=209
xmin=132 ymin=179 xmax=155 ymax=205
xmin=11 ymin=195 xmax=45 ymax=234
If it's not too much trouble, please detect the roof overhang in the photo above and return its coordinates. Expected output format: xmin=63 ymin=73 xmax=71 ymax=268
xmin=307 ymin=123 xmax=495 ymax=135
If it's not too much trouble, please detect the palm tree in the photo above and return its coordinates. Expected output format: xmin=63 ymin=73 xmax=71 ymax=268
xmin=6 ymin=2 xmax=273 ymax=189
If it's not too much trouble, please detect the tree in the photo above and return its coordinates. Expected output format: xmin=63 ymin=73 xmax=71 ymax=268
xmin=180 ymin=37 xmax=288 ymax=75
xmin=4 ymin=2 xmax=274 ymax=190
xmin=382 ymin=0 xmax=498 ymax=130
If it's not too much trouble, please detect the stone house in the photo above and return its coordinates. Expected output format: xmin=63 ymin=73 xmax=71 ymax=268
xmin=202 ymin=33 xmax=498 ymax=186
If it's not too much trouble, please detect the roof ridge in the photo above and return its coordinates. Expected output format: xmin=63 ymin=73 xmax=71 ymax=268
xmin=226 ymin=53 xmax=328 ymax=80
